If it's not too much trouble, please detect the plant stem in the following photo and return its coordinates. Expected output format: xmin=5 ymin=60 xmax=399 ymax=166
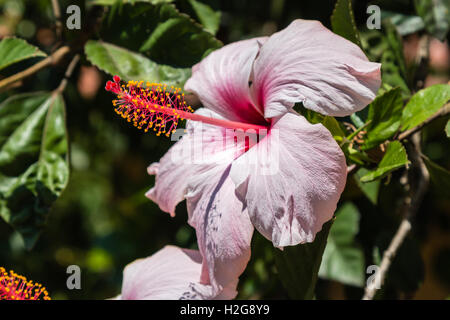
xmin=55 ymin=54 xmax=80 ymax=94
xmin=397 ymin=102 xmax=450 ymax=141
xmin=362 ymin=133 xmax=429 ymax=300
xmin=51 ymin=0 xmax=63 ymax=40
xmin=363 ymin=219 xmax=411 ymax=300
xmin=0 ymin=46 xmax=70 ymax=90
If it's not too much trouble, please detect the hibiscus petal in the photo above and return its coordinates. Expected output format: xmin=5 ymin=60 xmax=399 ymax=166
xmin=185 ymin=165 xmax=254 ymax=294
xmin=120 ymin=245 xmax=235 ymax=300
xmin=252 ymin=19 xmax=381 ymax=118
xmin=184 ymin=38 xmax=268 ymax=124
xmin=230 ymin=113 xmax=347 ymax=248
xmin=146 ymin=108 xmax=247 ymax=216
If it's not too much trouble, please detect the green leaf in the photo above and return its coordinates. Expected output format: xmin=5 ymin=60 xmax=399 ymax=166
xmin=295 ymin=103 xmax=346 ymax=141
xmin=401 ymin=84 xmax=450 ymax=131
xmin=331 ymin=0 xmax=362 ymax=48
xmin=85 ymin=40 xmax=191 ymax=87
xmin=99 ymin=2 xmax=222 ymax=67
xmin=381 ymin=22 xmax=410 ymax=97
xmin=414 ymin=0 xmax=450 ymax=41
xmin=360 ymin=141 xmax=409 ymax=182
xmin=361 ymin=27 xmax=410 ymax=97
xmin=446 ymin=120 xmax=450 ymax=138
xmin=354 ymin=168 xmax=380 ymax=204
xmin=319 ymin=202 xmax=365 ymax=287
xmin=273 ymin=220 xmax=332 ymax=299
xmin=322 ymin=116 xmax=346 ymax=141
xmin=422 ymin=156 xmax=450 ymax=196
xmin=362 ymin=87 xmax=404 ymax=150
xmin=295 ymin=103 xmax=324 ymax=124
xmin=187 ymin=0 xmax=221 ymax=35
xmin=0 ymin=37 xmax=46 ymax=72
xmin=345 ymin=145 xmax=372 ymax=166
xmin=385 ymin=23 xmax=407 ymax=81
xmin=0 ymin=93 xmax=69 ymax=249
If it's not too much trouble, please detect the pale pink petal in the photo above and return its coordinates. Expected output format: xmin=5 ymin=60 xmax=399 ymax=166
xmin=230 ymin=112 xmax=347 ymax=248
xmin=120 ymin=245 xmax=236 ymax=300
xmin=185 ymin=165 xmax=254 ymax=294
xmin=184 ymin=38 xmax=268 ymax=124
xmin=146 ymin=108 xmax=247 ymax=216
xmin=252 ymin=19 xmax=381 ymax=118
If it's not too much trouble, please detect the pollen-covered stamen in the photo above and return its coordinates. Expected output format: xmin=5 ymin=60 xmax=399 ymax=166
xmin=105 ymin=76 xmax=268 ymax=136
xmin=0 ymin=267 xmax=51 ymax=300
xmin=105 ymin=75 xmax=192 ymax=137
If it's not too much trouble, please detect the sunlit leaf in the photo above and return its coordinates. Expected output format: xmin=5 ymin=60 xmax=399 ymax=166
xmin=295 ymin=103 xmax=346 ymax=141
xmin=401 ymin=84 xmax=450 ymax=131
xmin=85 ymin=40 xmax=191 ymax=87
xmin=322 ymin=116 xmax=346 ymax=141
xmin=362 ymin=87 xmax=404 ymax=150
xmin=295 ymin=103 xmax=324 ymax=124
xmin=360 ymin=141 xmax=409 ymax=182
xmin=0 ymin=37 xmax=46 ymax=72
xmin=0 ymin=93 xmax=69 ymax=249
xmin=319 ymin=202 xmax=365 ymax=287
xmin=345 ymin=145 xmax=372 ymax=166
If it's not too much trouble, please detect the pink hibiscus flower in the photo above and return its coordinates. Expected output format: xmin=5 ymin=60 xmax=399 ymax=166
xmin=107 ymin=19 xmax=381 ymax=299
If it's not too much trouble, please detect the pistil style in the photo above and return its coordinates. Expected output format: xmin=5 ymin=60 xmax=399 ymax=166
xmin=105 ymin=76 xmax=267 ymax=136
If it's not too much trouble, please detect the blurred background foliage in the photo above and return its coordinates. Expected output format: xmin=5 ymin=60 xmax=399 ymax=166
xmin=0 ymin=0 xmax=449 ymax=300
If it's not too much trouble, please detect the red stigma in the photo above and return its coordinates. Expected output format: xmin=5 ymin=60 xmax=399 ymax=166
xmin=105 ymin=81 xmax=113 ymax=91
